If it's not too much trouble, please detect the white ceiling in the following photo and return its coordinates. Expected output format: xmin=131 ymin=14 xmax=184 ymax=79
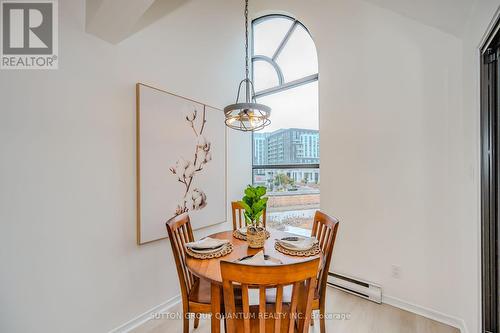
xmin=362 ymin=0 xmax=478 ymax=37
xmin=85 ymin=0 xmax=190 ymax=44
xmin=86 ymin=0 xmax=478 ymax=43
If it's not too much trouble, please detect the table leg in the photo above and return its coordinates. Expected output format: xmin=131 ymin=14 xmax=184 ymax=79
xmin=211 ymin=283 xmax=221 ymax=333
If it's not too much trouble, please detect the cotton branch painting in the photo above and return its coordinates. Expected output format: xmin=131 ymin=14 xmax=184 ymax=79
xmin=136 ymin=83 xmax=226 ymax=245
xmin=169 ymin=107 xmax=211 ymax=215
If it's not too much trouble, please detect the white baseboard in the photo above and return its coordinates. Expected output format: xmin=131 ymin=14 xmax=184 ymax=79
xmin=108 ymin=295 xmax=181 ymax=333
xmin=383 ymin=295 xmax=468 ymax=333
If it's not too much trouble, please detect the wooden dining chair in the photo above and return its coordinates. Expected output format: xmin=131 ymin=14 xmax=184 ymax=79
xmin=221 ymin=258 xmax=320 ymax=333
xmin=310 ymin=210 xmax=340 ymax=333
xmin=231 ymin=201 xmax=266 ymax=230
xmin=166 ymin=213 xmax=212 ymax=333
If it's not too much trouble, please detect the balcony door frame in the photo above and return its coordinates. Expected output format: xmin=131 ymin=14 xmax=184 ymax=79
xmin=481 ymin=17 xmax=500 ymax=333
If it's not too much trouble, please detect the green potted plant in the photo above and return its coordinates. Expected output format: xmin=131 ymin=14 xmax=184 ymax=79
xmin=239 ymin=185 xmax=268 ymax=248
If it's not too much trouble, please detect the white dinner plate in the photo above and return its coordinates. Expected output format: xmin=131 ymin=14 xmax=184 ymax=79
xmin=188 ymin=244 xmax=226 ymax=254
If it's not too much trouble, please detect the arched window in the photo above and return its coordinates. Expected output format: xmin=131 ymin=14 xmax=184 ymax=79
xmin=252 ymin=15 xmax=319 ymax=232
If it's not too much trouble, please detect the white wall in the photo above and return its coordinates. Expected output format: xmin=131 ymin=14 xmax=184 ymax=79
xmin=0 ymin=1 xmax=250 ymax=332
xmin=461 ymin=1 xmax=500 ymax=332
xmin=253 ymin=0 xmax=470 ymax=330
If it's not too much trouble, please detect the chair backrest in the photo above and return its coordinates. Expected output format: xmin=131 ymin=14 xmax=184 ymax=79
xmin=231 ymin=201 xmax=267 ymax=230
xmin=311 ymin=210 xmax=339 ymax=298
xmin=221 ymin=259 xmax=319 ymax=333
xmin=165 ymin=213 xmax=196 ymax=306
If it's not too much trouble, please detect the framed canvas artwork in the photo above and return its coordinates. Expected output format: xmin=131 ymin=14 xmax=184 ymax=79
xmin=136 ymin=83 xmax=227 ymax=245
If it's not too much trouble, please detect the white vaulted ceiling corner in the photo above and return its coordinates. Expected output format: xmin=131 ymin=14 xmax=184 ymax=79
xmin=85 ymin=0 xmax=191 ymax=44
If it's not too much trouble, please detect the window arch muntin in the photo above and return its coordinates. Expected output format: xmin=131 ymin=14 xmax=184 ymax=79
xmin=251 ymin=14 xmax=318 ymax=99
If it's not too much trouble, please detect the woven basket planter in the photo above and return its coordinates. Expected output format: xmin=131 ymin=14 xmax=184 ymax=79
xmin=246 ymin=226 xmax=266 ymax=248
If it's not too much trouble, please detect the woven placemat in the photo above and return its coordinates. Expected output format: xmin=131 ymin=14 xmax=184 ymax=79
xmin=185 ymin=243 xmax=233 ymax=259
xmin=274 ymin=241 xmax=321 ymax=257
xmin=232 ymin=229 xmax=271 ymax=241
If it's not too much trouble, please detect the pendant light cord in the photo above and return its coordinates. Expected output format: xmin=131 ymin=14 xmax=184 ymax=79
xmin=245 ymin=0 xmax=250 ymax=102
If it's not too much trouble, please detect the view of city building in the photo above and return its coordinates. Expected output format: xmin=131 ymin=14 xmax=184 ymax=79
xmin=254 ymin=128 xmax=320 ymax=165
xmin=253 ymin=128 xmax=320 ymax=188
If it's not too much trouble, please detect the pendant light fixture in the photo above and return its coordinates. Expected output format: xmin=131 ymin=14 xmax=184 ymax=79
xmin=224 ymin=0 xmax=271 ymax=132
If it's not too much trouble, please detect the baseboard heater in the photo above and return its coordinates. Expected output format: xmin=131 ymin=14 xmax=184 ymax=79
xmin=327 ymin=272 xmax=382 ymax=304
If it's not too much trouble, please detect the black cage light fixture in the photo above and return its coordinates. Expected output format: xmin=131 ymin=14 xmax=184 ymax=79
xmin=224 ymin=0 xmax=271 ymax=132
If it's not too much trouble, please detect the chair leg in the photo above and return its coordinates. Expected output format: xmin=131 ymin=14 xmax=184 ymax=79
xmin=319 ymin=306 xmax=326 ymax=333
xmin=194 ymin=314 xmax=200 ymax=329
xmin=183 ymin=312 xmax=189 ymax=333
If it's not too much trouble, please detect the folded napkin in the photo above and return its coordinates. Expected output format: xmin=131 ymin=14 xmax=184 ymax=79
xmin=277 ymin=236 xmax=317 ymax=251
xmin=237 ymin=226 xmax=247 ymax=235
xmin=185 ymin=237 xmax=229 ymax=250
xmin=239 ymin=251 xmax=266 ymax=265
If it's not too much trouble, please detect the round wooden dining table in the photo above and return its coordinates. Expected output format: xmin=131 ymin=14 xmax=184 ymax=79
xmin=185 ymin=229 xmax=323 ymax=333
